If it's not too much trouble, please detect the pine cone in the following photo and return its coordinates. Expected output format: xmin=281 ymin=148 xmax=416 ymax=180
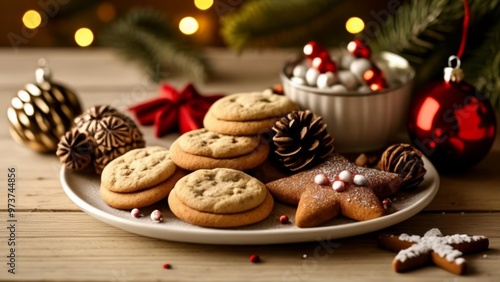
xmin=379 ymin=144 xmax=426 ymax=189
xmin=92 ymin=115 xmax=145 ymax=174
xmin=72 ymin=105 xmax=145 ymax=174
xmin=56 ymin=128 xmax=94 ymax=171
xmin=74 ymin=105 xmax=120 ymax=136
xmin=272 ymin=110 xmax=334 ymax=172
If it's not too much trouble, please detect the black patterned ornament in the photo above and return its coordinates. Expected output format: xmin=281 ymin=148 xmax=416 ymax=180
xmin=7 ymin=59 xmax=82 ymax=153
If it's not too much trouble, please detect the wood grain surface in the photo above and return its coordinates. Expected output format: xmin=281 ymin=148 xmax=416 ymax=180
xmin=0 ymin=48 xmax=498 ymax=281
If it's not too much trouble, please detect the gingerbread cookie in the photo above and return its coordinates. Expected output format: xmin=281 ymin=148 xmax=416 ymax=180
xmin=168 ymin=168 xmax=274 ymax=228
xmin=203 ymin=92 xmax=296 ymax=136
xmin=176 ymin=128 xmax=260 ymax=159
xmin=378 ymin=228 xmax=489 ymax=275
xmin=266 ymin=154 xmax=403 ymax=227
xmin=101 ymin=146 xmax=176 ymax=193
xmin=169 ymin=137 xmax=269 ymax=171
xmin=100 ymin=168 xmax=187 ymax=209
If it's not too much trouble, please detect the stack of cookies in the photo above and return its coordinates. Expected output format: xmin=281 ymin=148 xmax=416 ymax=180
xmin=203 ymin=91 xmax=297 ymax=136
xmin=168 ymin=168 xmax=274 ymax=228
xmin=170 ymin=91 xmax=297 ymax=172
xmin=100 ymin=146 xmax=187 ymax=209
xmin=170 ymin=128 xmax=269 ymax=171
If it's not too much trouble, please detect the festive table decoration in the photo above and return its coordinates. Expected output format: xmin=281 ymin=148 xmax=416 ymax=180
xmin=58 ymin=105 xmax=145 ymax=174
xmin=378 ymin=228 xmax=489 ymax=275
xmin=56 ymin=128 xmax=94 ymax=171
xmin=289 ymin=40 xmax=390 ymax=93
xmin=128 ymin=83 xmax=224 ymax=137
xmin=7 ymin=59 xmax=82 ymax=153
xmin=407 ymin=1 xmax=497 ymax=172
xmin=379 ymin=144 xmax=426 ymax=189
xmin=272 ymin=110 xmax=334 ymax=172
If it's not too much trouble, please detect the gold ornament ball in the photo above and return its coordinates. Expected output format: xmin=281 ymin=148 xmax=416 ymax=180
xmin=7 ymin=59 xmax=82 ymax=153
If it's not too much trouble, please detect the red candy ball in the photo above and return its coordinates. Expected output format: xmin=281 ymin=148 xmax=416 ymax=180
xmin=312 ymin=57 xmax=337 ymax=73
xmin=347 ymin=39 xmax=371 ymax=58
xmin=362 ymin=66 xmax=387 ymax=91
xmin=303 ymin=41 xmax=326 ymax=59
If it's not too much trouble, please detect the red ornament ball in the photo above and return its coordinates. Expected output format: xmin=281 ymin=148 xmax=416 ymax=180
xmin=311 ymin=56 xmax=337 ymax=73
xmin=303 ymin=41 xmax=326 ymax=59
xmin=362 ymin=66 xmax=388 ymax=91
xmin=347 ymin=39 xmax=371 ymax=58
xmin=407 ymin=80 xmax=496 ymax=172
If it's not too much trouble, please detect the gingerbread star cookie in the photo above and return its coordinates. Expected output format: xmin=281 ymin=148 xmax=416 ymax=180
xmin=378 ymin=228 xmax=489 ymax=275
xmin=266 ymin=154 xmax=403 ymax=227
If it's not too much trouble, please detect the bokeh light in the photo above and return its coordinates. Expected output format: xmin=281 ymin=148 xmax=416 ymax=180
xmin=345 ymin=17 xmax=365 ymax=34
xmin=23 ymin=10 xmax=42 ymax=29
xmin=97 ymin=2 xmax=116 ymax=22
xmin=194 ymin=0 xmax=214 ymax=10
xmin=179 ymin=17 xmax=199 ymax=35
xmin=74 ymin=28 xmax=94 ymax=47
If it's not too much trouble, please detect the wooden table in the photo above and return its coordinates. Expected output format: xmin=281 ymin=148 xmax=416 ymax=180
xmin=0 ymin=49 xmax=499 ymax=281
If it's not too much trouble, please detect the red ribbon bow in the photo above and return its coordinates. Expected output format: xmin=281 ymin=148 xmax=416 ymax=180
xmin=128 ymin=83 xmax=224 ymax=137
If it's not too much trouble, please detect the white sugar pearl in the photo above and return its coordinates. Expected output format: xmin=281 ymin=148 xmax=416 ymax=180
xmin=130 ymin=208 xmax=141 ymax=218
xmin=305 ymin=67 xmax=320 ymax=86
xmin=337 ymin=71 xmax=359 ymax=90
xmin=338 ymin=170 xmax=352 ymax=182
xmin=357 ymin=85 xmax=371 ymax=93
xmin=150 ymin=209 xmax=163 ymax=222
xmin=330 ymin=84 xmax=348 ymax=93
xmin=350 ymin=58 xmax=372 ymax=79
xmin=353 ymin=174 xmax=368 ymax=186
xmin=291 ymin=77 xmax=306 ymax=85
xmin=332 ymin=180 xmax=346 ymax=192
xmin=340 ymin=53 xmax=356 ymax=70
xmin=316 ymin=72 xmax=337 ymax=89
xmin=293 ymin=65 xmax=308 ymax=78
xmin=314 ymin=173 xmax=330 ymax=185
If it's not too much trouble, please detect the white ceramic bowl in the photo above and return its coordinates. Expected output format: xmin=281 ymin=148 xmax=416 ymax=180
xmin=281 ymin=51 xmax=415 ymax=153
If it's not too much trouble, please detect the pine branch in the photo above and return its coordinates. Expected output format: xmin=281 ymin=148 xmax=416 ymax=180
xmin=462 ymin=12 xmax=500 ymax=109
xmin=99 ymin=9 xmax=211 ymax=83
xmin=370 ymin=0 xmax=500 ymax=65
xmin=369 ymin=0 xmax=464 ymax=65
xmin=220 ymin=0 xmax=344 ymax=51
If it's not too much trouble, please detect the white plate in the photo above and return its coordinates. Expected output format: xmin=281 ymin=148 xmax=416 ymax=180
xmin=60 ymin=158 xmax=439 ymax=245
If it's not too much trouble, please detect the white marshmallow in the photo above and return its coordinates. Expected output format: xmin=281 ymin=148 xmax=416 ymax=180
xmin=292 ymin=64 xmax=308 ymax=78
xmin=340 ymin=53 xmax=356 ymax=70
xmin=330 ymin=84 xmax=348 ymax=93
xmin=316 ymin=72 xmax=337 ymax=89
xmin=305 ymin=67 xmax=320 ymax=86
xmin=350 ymin=58 xmax=372 ymax=79
xmin=337 ymin=70 xmax=359 ymax=90
xmin=357 ymin=85 xmax=371 ymax=93
xmin=291 ymin=77 xmax=306 ymax=85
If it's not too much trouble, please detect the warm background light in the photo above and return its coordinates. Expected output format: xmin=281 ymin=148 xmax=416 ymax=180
xmin=22 ymin=10 xmax=42 ymax=29
xmin=179 ymin=17 xmax=199 ymax=35
xmin=345 ymin=17 xmax=365 ymax=34
xmin=194 ymin=0 xmax=214 ymax=10
xmin=74 ymin=28 xmax=94 ymax=47
xmin=96 ymin=2 xmax=116 ymax=22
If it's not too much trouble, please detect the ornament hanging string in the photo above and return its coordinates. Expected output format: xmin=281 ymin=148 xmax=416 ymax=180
xmin=456 ymin=0 xmax=470 ymax=59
